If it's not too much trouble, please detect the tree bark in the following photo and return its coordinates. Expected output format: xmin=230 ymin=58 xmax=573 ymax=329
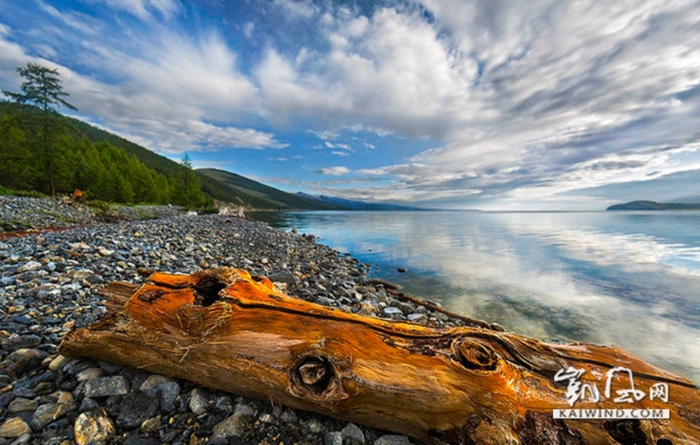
xmin=60 ymin=267 xmax=700 ymax=444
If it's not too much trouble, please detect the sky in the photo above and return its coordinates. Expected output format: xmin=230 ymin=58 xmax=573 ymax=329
xmin=2 ymin=0 xmax=700 ymax=210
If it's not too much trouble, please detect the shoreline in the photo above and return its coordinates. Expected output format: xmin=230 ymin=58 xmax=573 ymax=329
xmin=0 ymin=199 xmax=468 ymax=445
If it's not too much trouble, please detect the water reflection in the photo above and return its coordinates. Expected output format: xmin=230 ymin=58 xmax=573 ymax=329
xmin=250 ymin=210 xmax=700 ymax=384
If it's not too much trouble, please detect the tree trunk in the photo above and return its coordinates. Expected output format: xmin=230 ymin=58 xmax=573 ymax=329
xmin=59 ymin=268 xmax=700 ymax=444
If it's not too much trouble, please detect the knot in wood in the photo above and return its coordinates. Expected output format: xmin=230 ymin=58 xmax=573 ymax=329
xmin=291 ymin=356 xmax=334 ymax=395
xmin=454 ymin=338 xmax=497 ymax=371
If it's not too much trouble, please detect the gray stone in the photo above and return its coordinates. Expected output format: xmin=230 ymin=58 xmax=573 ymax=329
xmin=373 ymin=435 xmax=411 ymax=445
xmin=258 ymin=413 xmax=275 ymax=423
xmin=139 ymin=374 xmax=171 ymax=392
xmin=116 ymin=392 xmax=159 ymax=429
xmin=74 ymin=409 xmax=116 ymax=445
xmin=84 ymin=376 xmax=129 ymax=398
xmin=76 ymin=367 xmax=103 ymax=382
xmin=305 ymin=418 xmax=325 ymax=434
xmin=341 ymin=423 xmax=365 ymax=444
xmin=268 ymin=272 xmax=296 ymax=284
xmin=382 ymin=307 xmax=403 ymax=315
xmin=188 ymin=388 xmax=208 ymax=416
xmin=280 ymin=409 xmax=298 ymax=423
xmin=210 ymin=410 xmax=253 ymax=441
xmin=407 ymin=313 xmax=427 ymax=323
xmin=7 ymin=398 xmax=38 ymax=414
xmin=4 ymin=335 xmax=42 ymax=351
xmin=151 ymin=381 xmax=180 ymax=413
xmin=324 ymin=431 xmax=343 ymax=445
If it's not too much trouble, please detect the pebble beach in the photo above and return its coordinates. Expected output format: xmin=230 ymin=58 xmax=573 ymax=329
xmin=0 ymin=197 xmax=468 ymax=445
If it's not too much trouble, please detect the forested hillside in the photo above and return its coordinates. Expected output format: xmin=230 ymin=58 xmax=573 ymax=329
xmin=0 ymin=101 xmax=208 ymax=207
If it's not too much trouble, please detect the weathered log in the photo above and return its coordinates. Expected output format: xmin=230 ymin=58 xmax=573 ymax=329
xmin=59 ymin=267 xmax=700 ymax=444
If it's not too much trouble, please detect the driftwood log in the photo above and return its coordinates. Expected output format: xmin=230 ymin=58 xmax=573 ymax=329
xmin=60 ymin=267 xmax=700 ymax=444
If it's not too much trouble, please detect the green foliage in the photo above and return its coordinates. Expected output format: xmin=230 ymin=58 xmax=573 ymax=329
xmin=3 ymin=63 xmax=77 ymax=196
xmin=85 ymin=199 xmax=112 ymax=212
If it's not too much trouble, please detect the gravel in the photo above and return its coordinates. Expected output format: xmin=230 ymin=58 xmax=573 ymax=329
xmin=0 ymin=197 xmax=471 ymax=444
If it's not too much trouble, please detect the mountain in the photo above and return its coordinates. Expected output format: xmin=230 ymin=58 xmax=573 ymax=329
xmin=196 ymin=169 xmax=347 ymax=210
xmin=606 ymin=200 xmax=700 ymax=211
xmin=296 ymin=193 xmax=426 ymax=211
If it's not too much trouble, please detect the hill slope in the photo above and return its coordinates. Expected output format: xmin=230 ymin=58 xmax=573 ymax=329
xmin=197 ymin=169 xmax=346 ymax=210
xmin=606 ymin=200 xmax=700 ymax=210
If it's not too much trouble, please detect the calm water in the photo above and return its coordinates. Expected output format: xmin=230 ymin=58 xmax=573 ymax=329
xmin=250 ymin=210 xmax=700 ymax=384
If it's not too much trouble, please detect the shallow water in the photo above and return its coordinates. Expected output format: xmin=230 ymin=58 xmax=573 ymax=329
xmin=251 ymin=210 xmax=700 ymax=384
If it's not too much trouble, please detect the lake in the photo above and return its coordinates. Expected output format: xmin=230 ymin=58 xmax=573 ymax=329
xmin=250 ymin=210 xmax=700 ymax=384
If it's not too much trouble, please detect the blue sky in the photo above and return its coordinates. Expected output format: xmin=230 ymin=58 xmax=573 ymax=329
xmin=2 ymin=0 xmax=700 ymax=210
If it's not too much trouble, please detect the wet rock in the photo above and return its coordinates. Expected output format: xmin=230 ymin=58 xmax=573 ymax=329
xmin=74 ymin=409 xmax=116 ymax=445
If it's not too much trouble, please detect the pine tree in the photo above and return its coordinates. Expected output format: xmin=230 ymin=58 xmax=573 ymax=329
xmin=2 ymin=63 xmax=76 ymax=196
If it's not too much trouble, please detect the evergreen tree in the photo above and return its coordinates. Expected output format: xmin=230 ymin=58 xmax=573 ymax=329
xmin=0 ymin=106 xmax=32 ymax=189
xmin=2 ymin=63 xmax=76 ymax=196
xmin=173 ymin=153 xmax=207 ymax=208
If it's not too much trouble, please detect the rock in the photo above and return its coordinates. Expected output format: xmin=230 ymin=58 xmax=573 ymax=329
xmin=76 ymin=367 xmax=103 ymax=382
xmin=341 ymin=423 xmax=365 ymax=444
xmin=280 ymin=409 xmax=298 ymax=423
xmin=373 ymin=435 xmax=411 ymax=445
xmin=258 ymin=413 xmax=274 ymax=423
xmin=4 ymin=334 xmax=42 ymax=351
xmin=139 ymin=374 xmax=170 ymax=392
xmin=0 ymin=418 xmax=31 ymax=438
xmin=0 ymin=349 xmax=46 ymax=377
xmin=407 ymin=313 xmax=427 ymax=323
xmin=116 ymin=392 xmax=159 ymax=429
xmin=74 ymin=409 xmax=116 ymax=445
xmin=210 ymin=409 xmax=254 ymax=441
xmin=152 ymin=381 xmax=180 ymax=413
xmin=48 ymin=355 xmax=70 ymax=372
xmin=8 ymin=398 xmax=38 ymax=414
xmin=305 ymin=418 xmax=325 ymax=434
xmin=30 ymin=396 xmax=75 ymax=430
xmin=188 ymin=388 xmax=208 ymax=416
xmin=140 ymin=416 xmax=161 ymax=434
xmin=269 ymin=272 xmax=296 ymax=285
xmin=16 ymin=261 xmax=41 ymax=273
xmin=382 ymin=307 xmax=402 ymax=316
xmin=84 ymin=376 xmax=129 ymax=398
xmin=324 ymin=431 xmax=343 ymax=445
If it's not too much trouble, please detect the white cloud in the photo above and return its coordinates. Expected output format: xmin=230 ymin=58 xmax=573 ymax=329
xmin=87 ymin=0 xmax=180 ymax=20
xmin=318 ymin=166 xmax=350 ymax=175
xmin=242 ymin=22 xmax=255 ymax=39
